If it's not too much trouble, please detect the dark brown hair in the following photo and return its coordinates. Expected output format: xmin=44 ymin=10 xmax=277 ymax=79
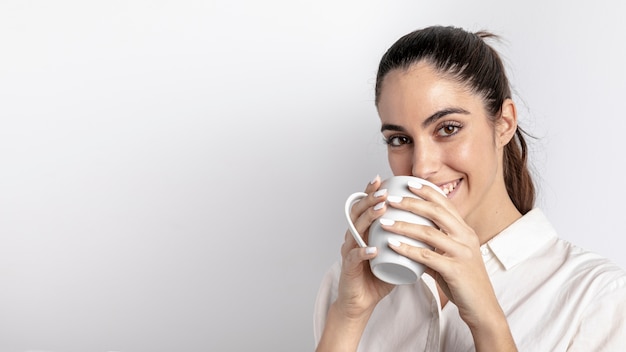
xmin=375 ymin=25 xmax=535 ymax=214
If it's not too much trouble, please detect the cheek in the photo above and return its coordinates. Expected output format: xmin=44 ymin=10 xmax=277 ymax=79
xmin=457 ymin=138 xmax=499 ymax=179
xmin=439 ymin=138 xmax=471 ymax=168
xmin=388 ymin=152 xmax=412 ymax=175
xmin=444 ymin=138 xmax=495 ymax=182
xmin=454 ymin=145 xmax=474 ymax=168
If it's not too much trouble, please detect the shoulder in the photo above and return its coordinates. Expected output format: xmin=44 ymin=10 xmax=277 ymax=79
xmin=554 ymin=237 xmax=626 ymax=295
xmin=494 ymin=209 xmax=626 ymax=303
xmin=558 ymin=242 xmax=626 ymax=349
xmin=497 ymin=208 xmax=626 ymax=289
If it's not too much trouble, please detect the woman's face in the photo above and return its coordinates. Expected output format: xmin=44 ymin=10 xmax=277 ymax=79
xmin=376 ymin=62 xmax=511 ymax=224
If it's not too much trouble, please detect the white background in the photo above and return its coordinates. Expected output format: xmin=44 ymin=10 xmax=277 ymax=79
xmin=1 ymin=1 xmax=625 ymax=351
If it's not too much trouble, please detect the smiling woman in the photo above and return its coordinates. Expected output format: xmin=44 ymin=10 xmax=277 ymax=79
xmin=313 ymin=25 xmax=626 ymax=352
xmin=377 ymin=63 xmax=520 ymax=237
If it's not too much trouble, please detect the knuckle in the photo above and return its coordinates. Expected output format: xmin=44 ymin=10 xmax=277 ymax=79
xmin=430 ymin=203 xmax=445 ymax=215
xmin=349 ymin=200 xmax=364 ymax=221
xmin=391 ymin=219 xmax=404 ymax=231
xmin=419 ymin=247 xmax=434 ymax=259
xmin=364 ymin=206 xmax=382 ymax=223
xmin=424 ymin=226 xmax=439 ymax=239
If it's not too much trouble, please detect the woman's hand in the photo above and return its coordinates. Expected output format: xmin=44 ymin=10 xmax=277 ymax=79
xmin=336 ymin=175 xmax=395 ymax=319
xmin=316 ymin=176 xmax=395 ymax=352
xmin=381 ymin=181 xmax=517 ymax=351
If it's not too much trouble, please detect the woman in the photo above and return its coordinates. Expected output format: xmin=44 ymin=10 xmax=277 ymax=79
xmin=314 ymin=25 xmax=626 ymax=351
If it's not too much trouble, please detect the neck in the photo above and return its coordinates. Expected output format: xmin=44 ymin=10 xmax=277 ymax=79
xmin=469 ymin=196 xmax=522 ymax=245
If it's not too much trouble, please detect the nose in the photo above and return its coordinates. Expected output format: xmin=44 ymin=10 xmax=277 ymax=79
xmin=411 ymin=142 xmax=439 ymax=180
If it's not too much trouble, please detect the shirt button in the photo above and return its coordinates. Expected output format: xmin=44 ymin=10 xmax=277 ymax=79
xmin=480 ymin=246 xmax=489 ymax=256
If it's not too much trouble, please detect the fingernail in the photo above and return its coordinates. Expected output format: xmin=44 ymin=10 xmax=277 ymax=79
xmin=379 ymin=218 xmax=395 ymax=226
xmin=374 ymin=201 xmax=385 ymax=211
xmin=387 ymin=238 xmax=401 ymax=247
xmin=387 ymin=195 xmax=402 ymax=203
xmin=365 ymin=247 xmax=377 ymax=254
xmin=370 ymin=174 xmax=380 ymax=184
xmin=408 ymin=180 xmax=423 ymax=189
xmin=373 ymin=189 xmax=387 ymax=198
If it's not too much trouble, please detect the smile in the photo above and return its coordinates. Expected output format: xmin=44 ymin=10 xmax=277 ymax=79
xmin=439 ymin=179 xmax=461 ymax=196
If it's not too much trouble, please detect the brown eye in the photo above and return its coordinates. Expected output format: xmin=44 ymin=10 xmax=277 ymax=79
xmin=385 ymin=135 xmax=412 ymax=146
xmin=436 ymin=122 xmax=462 ymax=137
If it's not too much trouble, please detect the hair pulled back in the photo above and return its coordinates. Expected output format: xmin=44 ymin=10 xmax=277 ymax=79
xmin=375 ymin=25 xmax=535 ymax=214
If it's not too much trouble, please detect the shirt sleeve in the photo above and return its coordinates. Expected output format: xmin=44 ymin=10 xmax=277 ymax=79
xmin=568 ymin=275 xmax=626 ymax=351
xmin=313 ymin=260 xmax=341 ymax=346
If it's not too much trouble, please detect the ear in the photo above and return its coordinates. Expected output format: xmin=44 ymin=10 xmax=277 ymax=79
xmin=496 ymin=98 xmax=518 ymax=148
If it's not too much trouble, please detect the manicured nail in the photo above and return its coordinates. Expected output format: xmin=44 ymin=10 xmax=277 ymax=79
xmin=374 ymin=201 xmax=385 ymax=211
xmin=387 ymin=195 xmax=402 ymax=203
xmin=370 ymin=174 xmax=380 ymax=184
xmin=373 ymin=189 xmax=387 ymax=198
xmin=365 ymin=247 xmax=377 ymax=254
xmin=387 ymin=238 xmax=401 ymax=247
xmin=408 ymin=180 xmax=423 ymax=189
xmin=379 ymin=218 xmax=395 ymax=226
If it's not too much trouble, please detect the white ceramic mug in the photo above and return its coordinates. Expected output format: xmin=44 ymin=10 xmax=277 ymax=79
xmin=344 ymin=175 xmax=445 ymax=285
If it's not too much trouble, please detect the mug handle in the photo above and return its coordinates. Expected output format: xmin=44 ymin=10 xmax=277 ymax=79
xmin=344 ymin=192 xmax=369 ymax=248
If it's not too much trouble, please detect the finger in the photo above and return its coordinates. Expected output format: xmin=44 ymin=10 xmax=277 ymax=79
xmin=407 ymin=181 xmax=464 ymax=223
xmin=342 ymin=246 xmax=378 ymax=275
xmin=385 ymin=193 xmax=456 ymax=235
xmin=378 ymin=219 xmax=463 ymax=255
xmin=387 ymin=189 xmax=472 ymax=243
xmin=387 ymin=239 xmax=452 ymax=274
xmin=345 ymin=177 xmax=388 ymax=249
xmin=342 ymin=229 xmax=355 ymax=257
xmin=343 ymin=202 xmax=387 ymax=257
xmin=366 ymin=174 xmax=382 ymax=192
xmin=349 ymin=177 xmax=388 ymax=223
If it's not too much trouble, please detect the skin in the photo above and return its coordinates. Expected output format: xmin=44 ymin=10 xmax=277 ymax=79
xmin=316 ymin=62 xmax=522 ymax=352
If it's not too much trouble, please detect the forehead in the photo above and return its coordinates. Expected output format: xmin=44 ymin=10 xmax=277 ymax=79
xmin=376 ymin=62 xmax=484 ymax=123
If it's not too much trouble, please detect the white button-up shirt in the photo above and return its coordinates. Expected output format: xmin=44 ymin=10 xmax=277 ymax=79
xmin=314 ymin=209 xmax=626 ymax=351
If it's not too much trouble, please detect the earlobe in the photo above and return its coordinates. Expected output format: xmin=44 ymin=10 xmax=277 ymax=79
xmin=497 ymin=99 xmax=518 ymax=147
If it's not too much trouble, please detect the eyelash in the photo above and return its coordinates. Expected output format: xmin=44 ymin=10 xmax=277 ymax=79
xmin=384 ymin=134 xmax=411 ymax=147
xmin=383 ymin=121 xmax=463 ymax=146
xmin=436 ymin=121 xmax=463 ymax=137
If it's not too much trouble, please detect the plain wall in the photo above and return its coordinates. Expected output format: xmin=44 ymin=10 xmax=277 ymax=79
xmin=1 ymin=1 xmax=625 ymax=351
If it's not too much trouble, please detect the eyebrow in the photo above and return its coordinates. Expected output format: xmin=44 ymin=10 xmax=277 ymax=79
xmin=380 ymin=107 xmax=470 ymax=133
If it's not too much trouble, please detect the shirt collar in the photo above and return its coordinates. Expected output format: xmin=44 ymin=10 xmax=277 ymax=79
xmin=482 ymin=208 xmax=558 ymax=270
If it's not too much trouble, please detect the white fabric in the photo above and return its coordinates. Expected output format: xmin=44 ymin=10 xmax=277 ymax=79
xmin=313 ymin=208 xmax=626 ymax=351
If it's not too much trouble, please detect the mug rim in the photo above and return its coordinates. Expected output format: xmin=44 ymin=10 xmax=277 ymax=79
xmin=380 ymin=175 xmax=446 ymax=196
